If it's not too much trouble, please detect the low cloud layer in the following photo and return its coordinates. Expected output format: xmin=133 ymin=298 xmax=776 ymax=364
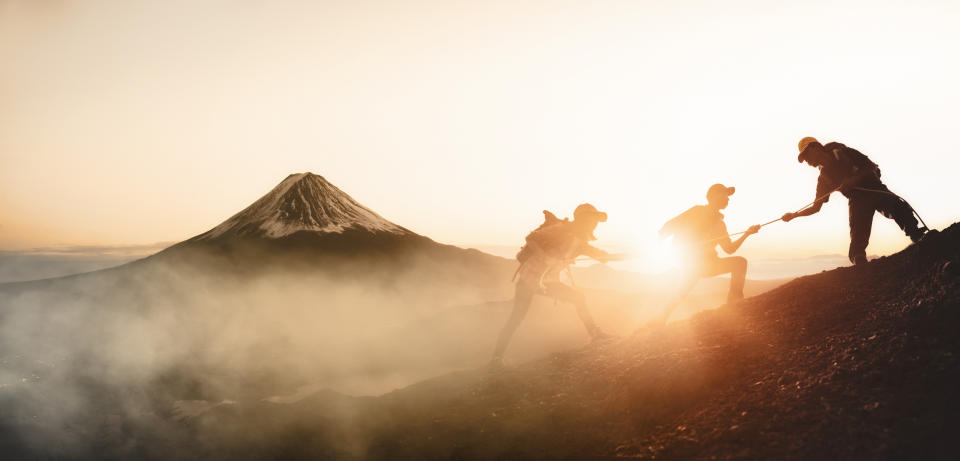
xmin=0 ymin=243 xmax=172 ymax=283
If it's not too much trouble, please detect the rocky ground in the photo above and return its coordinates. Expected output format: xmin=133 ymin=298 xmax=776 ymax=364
xmin=2 ymin=224 xmax=957 ymax=460
xmin=187 ymin=223 xmax=960 ymax=460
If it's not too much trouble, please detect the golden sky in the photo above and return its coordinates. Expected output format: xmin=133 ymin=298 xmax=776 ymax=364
xmin=1 ymin=0 xmax=958 ymax=264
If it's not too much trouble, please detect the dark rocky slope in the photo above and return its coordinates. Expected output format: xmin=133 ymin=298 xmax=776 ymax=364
xmin=191 ymin=223 xmax=960 ymax=460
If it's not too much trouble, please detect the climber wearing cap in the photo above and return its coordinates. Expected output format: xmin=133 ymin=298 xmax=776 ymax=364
xmin=781 ymin=137 xmax=927 ymax=265
xmin=653 ymin=184 xmax=761 ymax=326
xmin=492 ymin=203 xmax=614 ymax=366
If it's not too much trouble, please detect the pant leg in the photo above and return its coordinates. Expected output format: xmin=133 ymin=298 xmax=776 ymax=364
xmin=493 ymin=282 xmax=537 ymax=359
xmin=848 ymin=194 xmax=876 ymax=264
xmin=726 ymin=257 xmax=747 ymax=302
xmin=543 ymin=282 xmax=598 ymax=336
xmin=657 ymin=272 xmax=700 ymax=324
xmin=869 ymin=185 xmax=921 ymax=237
xmin=700 ymin=257 xmax=748 ymax=302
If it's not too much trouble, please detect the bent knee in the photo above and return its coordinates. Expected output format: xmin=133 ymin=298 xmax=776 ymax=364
xmin=732 ymin=256 xmax=748 ymax=271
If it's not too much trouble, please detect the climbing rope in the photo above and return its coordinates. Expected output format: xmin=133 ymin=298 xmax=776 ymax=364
xmin=721 ymin=187 xmax=838 ymax=240
xmin=566 ymin=184 xmax=929 ymax=265
xmin=849 ymin=186 xmax=929 ymax=230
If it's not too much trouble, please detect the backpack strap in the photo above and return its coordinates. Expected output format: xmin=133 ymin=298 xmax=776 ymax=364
xmin=827 ymin=142 xmax=881 ymax=178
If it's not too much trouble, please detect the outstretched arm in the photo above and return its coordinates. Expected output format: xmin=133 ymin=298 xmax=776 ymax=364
xmin=782 ymin=199 xmax=824 ymax=222
xmin=719 ymin=225 xmax=760 ymax=254
xmin=786 ymin=173 xmax=837 ymax=222
xmin=580 ymin=244 xmax=611 ymax=263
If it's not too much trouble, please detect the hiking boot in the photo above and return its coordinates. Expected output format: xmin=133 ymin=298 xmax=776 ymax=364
xmin=851 ymin=255 xmax=868 ymax=266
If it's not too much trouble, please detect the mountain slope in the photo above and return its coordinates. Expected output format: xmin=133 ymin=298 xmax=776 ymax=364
xmin=136 ymin=173 xmax=514 ymax=300
xmin=188 ymin=222 xmax=960 ymax=460
xmin=0 ymin=172 xmax=520 ymax=461
xmin=194 ymin=172 xmax=409 ymax=240
xmin=1 ymin=172 xmax=515 ymax=311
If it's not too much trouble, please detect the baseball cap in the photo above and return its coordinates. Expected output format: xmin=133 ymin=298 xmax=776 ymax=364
xmin=706 ymin=184 xmax=735 ymax=200
xmin=573 ymin=203 xmax=608 ymax=222
xmin=797 ymin=136 xmax=819 ymax=162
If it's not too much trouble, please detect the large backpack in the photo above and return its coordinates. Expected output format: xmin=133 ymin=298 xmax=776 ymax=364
xmin=659 ymin=206 xmax=708 ymax=244
xmin=827 ymin=142 xmax=882 ymax=179
xmin=515 ymin=210 xmax=572 ymax=263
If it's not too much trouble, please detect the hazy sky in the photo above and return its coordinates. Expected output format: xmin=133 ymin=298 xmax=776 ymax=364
xmin=2 ymin=0 xmax=958 ymax=267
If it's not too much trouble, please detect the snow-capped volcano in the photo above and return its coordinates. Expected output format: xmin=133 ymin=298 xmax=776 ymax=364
xmin=147 ymin=171 xmax=513 ymax=299
xmin=195 ymin=173 xmax=409 ymax=240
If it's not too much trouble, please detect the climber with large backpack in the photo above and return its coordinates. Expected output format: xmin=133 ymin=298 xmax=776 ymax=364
xmin=651 ymin=184 xmax=762 ymax=327
xmin=491 ymin=203 xmax=615 ymax=366
xmin=781 ymin=137 xmax=929 ymax=265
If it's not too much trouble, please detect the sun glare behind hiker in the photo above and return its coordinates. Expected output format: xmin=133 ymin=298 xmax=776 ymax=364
xmin=651 ymin=184 xmax=762 ymax=327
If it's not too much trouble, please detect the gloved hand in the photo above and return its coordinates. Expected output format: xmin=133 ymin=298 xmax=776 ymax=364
xmin=781 ymin=212 xmax=795 ymax=222
xmin=745 ymin=224 xmax=761 ymax=235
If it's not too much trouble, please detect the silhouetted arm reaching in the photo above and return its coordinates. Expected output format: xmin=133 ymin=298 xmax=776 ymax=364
xmin=719 ymin=225 xmax=761 ymax=254
xmin=580 ymin=244 xmax=611 ymax=263
xmin=783 ymin=173 xmax=835 ymax=222
xmin=782 ymin=199 xmax=824 ymax=222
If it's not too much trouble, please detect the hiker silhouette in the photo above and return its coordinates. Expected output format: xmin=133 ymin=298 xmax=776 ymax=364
xmin=653 ymin=184 xmax=761 ymax=327
xmin=781 ymin=137 xmax=928 ymax=265
xmin=492 ymin=204 xmax=614 ymax=365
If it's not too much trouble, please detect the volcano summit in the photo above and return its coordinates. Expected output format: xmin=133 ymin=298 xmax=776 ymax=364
xmin=150 ymin=172 xmax=512 ymax=285
xmin=196 ymin=173 xmax=409 ymax=240
xmin=2 ymin=171 xmax=514 ymax=312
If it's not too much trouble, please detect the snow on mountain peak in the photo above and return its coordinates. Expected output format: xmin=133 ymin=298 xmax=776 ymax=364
xmin=197 ymin=173 xmax=409 ymax=240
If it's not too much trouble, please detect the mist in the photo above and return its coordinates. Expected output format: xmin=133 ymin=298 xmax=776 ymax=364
xmin=0 ymin=237 xmax=782 ymax=459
